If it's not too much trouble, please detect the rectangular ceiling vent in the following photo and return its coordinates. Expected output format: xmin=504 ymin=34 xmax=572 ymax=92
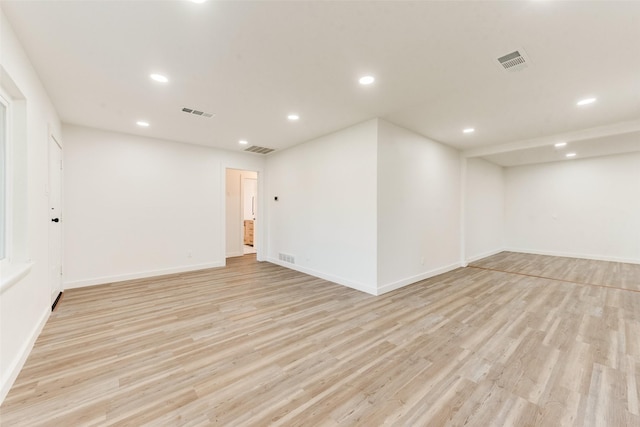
xmin=496 ymin=48 xmax=530 ymax=72
xmin=245 ymin=145 xmax=275 ymax=155
xmin=182 ymin=107 xmax=214 ymax=118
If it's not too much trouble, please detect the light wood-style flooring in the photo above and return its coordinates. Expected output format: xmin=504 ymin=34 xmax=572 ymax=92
xmin=470 ymin=252 xmax=640 ymax=292
xmin=1 ymin=252 xmax=640 ymax=426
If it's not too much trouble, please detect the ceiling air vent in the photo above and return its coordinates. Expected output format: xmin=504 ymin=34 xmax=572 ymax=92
xmin=245 ymin=145 xmax=275 ymax=155
xmin=182 ymin=107 xmax=214 ymax=118
xmin=495 ymin=48 xmax=530 ymax=72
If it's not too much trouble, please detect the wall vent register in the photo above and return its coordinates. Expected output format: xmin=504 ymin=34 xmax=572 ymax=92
xmin=279 ymin=253 xmax=295 ymax=264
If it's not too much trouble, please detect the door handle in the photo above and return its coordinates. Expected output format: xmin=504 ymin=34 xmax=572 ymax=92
xmin=51 ymin=218 xmax=59 ymax=223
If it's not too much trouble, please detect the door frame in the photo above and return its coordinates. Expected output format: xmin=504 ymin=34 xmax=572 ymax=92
xmin=222 ymin=165 xmax=264 ymax=264
xmin=241 ymin=174 xmax=257 ymax=250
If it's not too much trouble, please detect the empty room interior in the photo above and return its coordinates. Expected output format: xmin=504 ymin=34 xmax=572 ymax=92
xmin=1 ymin=0 xmax=640 ymax=425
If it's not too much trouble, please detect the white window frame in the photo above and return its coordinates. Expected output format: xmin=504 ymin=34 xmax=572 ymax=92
xmin=0 ymin=88 xmax=12 ymax=264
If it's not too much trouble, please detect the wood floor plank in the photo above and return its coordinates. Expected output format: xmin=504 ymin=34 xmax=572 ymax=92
xmin=470 ymin=251 xmax=640 ymax=292
xmin=1 ymin=252 xmax=639 ymax=426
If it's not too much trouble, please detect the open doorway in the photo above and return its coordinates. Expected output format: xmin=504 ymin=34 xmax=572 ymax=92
xmin=225 ymin=169 xmax=258 ymax=258
xmin=242 ymin=174 xmax=257 ymax=254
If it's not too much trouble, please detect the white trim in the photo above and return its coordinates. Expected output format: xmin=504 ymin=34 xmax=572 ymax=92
xmin=465 ymin=248 xmax=506 ymax=264
xmin=0 ymin=89 xmax=12 ymax=264
xmin=222 ymin=164 xmax=265 ymax=263
xmin=505 ymin=248 xmax=640 ymax=265
xmin=219 ymin=162 xmax=227 ymax=266
xmin=459 ymin=156 xmax=467 ymax=267
xmin=256 ymin=169 xmax=266 ymax=262
xmin=0 ymin=306 xmax=50 ymax=404
xmin=239 ymin=174 xmax=246 ymax=253
xmin=63 ymin=261 xmax=225 ymax=289
xmin=0 ymin=260 xmax=33 ymax=295
xmin=226 ymin=250 xmax=244 ymax=258
xmin=377 ymin=261 xmax=463 ymax=295
xmin=267 ymin=257 xmax=378 ymax=296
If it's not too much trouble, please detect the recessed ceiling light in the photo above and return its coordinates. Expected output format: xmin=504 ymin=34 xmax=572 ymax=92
xmin=239 ymin=140 xmax=248 ymax=145
xmin=359 ymin=75 xmax=375 ymax=85
xmin=566 ymin=152 xmax=577 ymax=158
xmin=287 ymin=114 xmax=300 ymax=121
xmin=136 ymin=121 xmax=150 ymax=127
xmin=576 ymin=97 xmax=596 ymax=106
xmin=463 ymin=128 xmax=475 ymax=134
xmin=149 ymin=73 xmax=169 ymax=83
xmin=554 ymin=142 xmax=567 ymax=148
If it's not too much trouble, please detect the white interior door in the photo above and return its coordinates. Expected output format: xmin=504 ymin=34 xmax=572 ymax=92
xmin=243 ymin=177 xmax=257 ymax=221
xmin=49 ymin=136 xmax=62 ymax=305
xmin=242 ymin=176 xmax=258 ymax=253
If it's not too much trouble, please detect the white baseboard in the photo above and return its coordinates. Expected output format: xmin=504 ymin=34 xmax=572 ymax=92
xmin=225 ymin=251 xmax=244 ymax=258
xmin=505 ymin=248 xmax=640 ymax=265
xmin=377 ymin=261 xmax=463 ymax=295
xmin=465 ymin=248 xmax=506 ymax=265
xmin=63 ymin=261 xmax=226 ymax=289
xmin=266 ymin=257 xmax=377 ymax=296
xmin=0 ymin=306 xmax=50 ymax=404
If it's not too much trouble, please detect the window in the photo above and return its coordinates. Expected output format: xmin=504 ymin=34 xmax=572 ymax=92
xmin=0 ymin=94 xmax=8 ymax=261
xmin=0 ymin=70 xmax=29 ymax=287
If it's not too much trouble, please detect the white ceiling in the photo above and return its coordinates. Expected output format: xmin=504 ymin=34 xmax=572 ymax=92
xmin=2 ymin=0 xmax=640 ymax=163
xmin=480 ymin=129 xmax=640 ymax=167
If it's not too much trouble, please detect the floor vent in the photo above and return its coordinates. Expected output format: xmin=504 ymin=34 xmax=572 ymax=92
xmin=52 ymin=292 xmax=63 ymax=311
xmin=279 ymin=253 xmax=295 ymax=264
xmin=496 ymin=48 xmax=530 ymax=72
xmin=182 ymin=107 xmax=214 ymax=118
xmin=245 ymin=145 xmax=275 ymax=155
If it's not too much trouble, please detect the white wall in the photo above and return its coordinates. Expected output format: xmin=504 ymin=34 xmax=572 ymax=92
xmin=464 ymin=157 xmax=505 ymax=263
xmin=377 ymin=120 xmax=462 ymax=293
xmin=505 ymin=152 xmax=640 ymax=263
xmin=63 ymin=125 xmax=265 ymax=287
xmin=265 ymin=120 xmax=378 ymax=294
xmin=0 ymin=8 xmax=62 ymax=402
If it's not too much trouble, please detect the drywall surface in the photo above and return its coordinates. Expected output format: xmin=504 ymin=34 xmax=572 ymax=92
xmin=377 ymin=120 xmax=462 ymax=293
xmin=505 ymin=152 xmax=640 ymax=263
xmin=63 ymin=125 xmax=264 ymax=287
xmin=0 ymin=9 xmax=61 ymax=403
xmin=265 ymin=120 xmax=378 ymax=294
xmin=465 ymin=157 xmax=505 ymax=262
